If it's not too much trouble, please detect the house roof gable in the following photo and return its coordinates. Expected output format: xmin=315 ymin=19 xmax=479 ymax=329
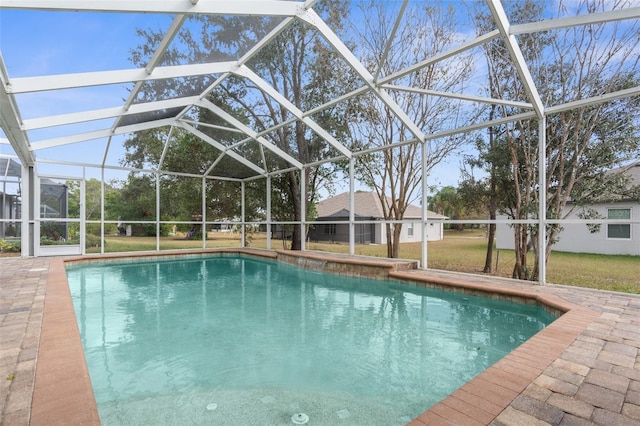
xmin=316 ymin=191 xmax=446 ymax=220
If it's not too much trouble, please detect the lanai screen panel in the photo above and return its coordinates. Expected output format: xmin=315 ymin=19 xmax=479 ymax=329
xmin=0 ymin=1 xmax=639 ymax=180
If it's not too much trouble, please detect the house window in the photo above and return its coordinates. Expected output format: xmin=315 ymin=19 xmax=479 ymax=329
xmin=324 ymin=223 xmax=336 ymax=235
xmin=408 ymin=223 xmax=414 ymax=237
xmin=607 ymin=208 xmax=631 ymax=239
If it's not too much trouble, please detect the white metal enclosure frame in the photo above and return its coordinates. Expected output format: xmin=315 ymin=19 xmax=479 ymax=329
xmin=0 ymin=0 xmax=639 ymax=283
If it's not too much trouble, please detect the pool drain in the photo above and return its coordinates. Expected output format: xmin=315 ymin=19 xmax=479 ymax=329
xmin=291 ymin=413 xmax=309 ymax=424
xmin=206 ymin=403 xmax=217 ymax=411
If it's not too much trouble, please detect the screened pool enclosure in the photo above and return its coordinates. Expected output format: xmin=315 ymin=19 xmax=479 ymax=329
xmin=1 ymin=1 xmax=639 ymax=283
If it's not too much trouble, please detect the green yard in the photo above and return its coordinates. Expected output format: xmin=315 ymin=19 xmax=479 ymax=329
xmin=79 ymin=229 xmax=640 ymax=294
xmin=306 ymin=230 xmax=639 ymax=294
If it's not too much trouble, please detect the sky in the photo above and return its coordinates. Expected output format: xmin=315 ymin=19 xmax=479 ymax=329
xmin=0 ymin=9 xmax=167 ymax=182
xmin=0 ymin=3 xmax=474 ymax=200
xmin=2 ymin=1 xmax=637 ymax=201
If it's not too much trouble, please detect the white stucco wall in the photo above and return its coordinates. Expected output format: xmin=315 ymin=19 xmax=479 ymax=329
xmin=496 ymin=201 xmax=639 ymax=255
xmin=376 ymin=220 xmax=444 ymax=244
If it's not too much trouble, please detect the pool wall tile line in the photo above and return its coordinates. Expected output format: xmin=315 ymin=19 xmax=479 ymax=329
xmin=64 ymin=247 xmax=278 ymax=267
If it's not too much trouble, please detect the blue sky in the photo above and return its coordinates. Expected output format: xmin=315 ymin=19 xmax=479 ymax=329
xmin=1 ymin=11 xmax=145 ymax=76
xmin=1 ymin=9 xmax=173 ymax=180
xmin=0 ymin=10 xmax=169 ymax=117
xmin=4 ymin=3 xmax=588 ymax=195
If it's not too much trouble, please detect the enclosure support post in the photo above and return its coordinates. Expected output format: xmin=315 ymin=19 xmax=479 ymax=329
xmin=20 ymin=165 xmax=35 ymax=256
xmin=1 ymin=180 xmax=5 ymax=238
xmin=100 ymin=168 xmax=105 ymax=254
xmin=155 ymin=172 xmax=160 ymax=252
xmin=266 ymin=176 xmax=271 ymax=250
xmin=349 ymin=158 xmax=355 ymax=255
xmin=421 ymin=141 xmax=428 ymax=270
xmin=80 ymin=168 xmax=86 ymax=255
xmin=538 ymin=117 xmax=547 ymax=285
xmin=31 ymin=170 xmax=38 ymax=257
xmin=241 ymin=181 xmax=246 ymax=248
xmin=300 ymin=168 xmax=306 ymax=251
xmin=202 ymin=176 xmax=206 ymax=249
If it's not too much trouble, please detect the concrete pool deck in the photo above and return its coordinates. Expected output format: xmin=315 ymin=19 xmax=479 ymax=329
xmin=1 ymin=252 xmax=639 ymax=425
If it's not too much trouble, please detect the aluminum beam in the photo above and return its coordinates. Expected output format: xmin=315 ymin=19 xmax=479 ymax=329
xmin=0 ymin=54 xmax=35 ymax=166
xmin=382 ymin=84 xmax=534 ymax=109
xmin=373 ymin=0 xmax=408 ymax=81
xmin=0 ymin=1 xmax=304 ymax=16
xmin=30 ymin=118 xmax=176 ymax=150
xmin=378 ymin=30 xmax=500 ymax=86
xmin=198 ymin=98 xmax=303 ymax=169
xmin=487 ymin=0 xmax=544 ymax=117
xmin=22 ymin=96 xmax=202 ymax=130
xmin=236 ymin=65 xmax=352 ymax=159
xmin=8 ymin=62 xmax=237 ymax=94
xmin=178 ymin=121 xmax=267 ymax=176
xmin=546 ymin=86 xmax=640 ymax=114
xmin=511 ymin=6 xmax=640 ymax=35
xmin=297 ymin=8 xmax=426 ymax=142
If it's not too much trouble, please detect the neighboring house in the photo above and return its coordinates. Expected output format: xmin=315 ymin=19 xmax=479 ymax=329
xmin=0 ymin=189 xmax=20 ymax=239
xmin=0 ymin=157 xmax=22 ymax=239
xmin=0 ymin=157 xmax=71 ymax=240
xmin=309 ymin=191 xmax=446 ymax=244
xmin=496 ymin=162 xmax=640 ymax=255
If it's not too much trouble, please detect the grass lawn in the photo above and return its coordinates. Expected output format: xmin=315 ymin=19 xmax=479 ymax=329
xmin=308 ymin=229 xmax=640 ymax=294
xmin=5 ymin=229 xmax=637 ymax=294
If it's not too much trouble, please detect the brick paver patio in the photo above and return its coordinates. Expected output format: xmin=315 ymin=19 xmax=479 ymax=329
xmin=0 ymin=257 xmax=47 ymax=425
xmin=1 ymin=254 xmax=639 ymax=425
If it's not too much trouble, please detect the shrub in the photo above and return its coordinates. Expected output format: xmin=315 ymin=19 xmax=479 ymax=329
xmin=129 ymin=223 xmax=172 ymax=237
xmin=0 ymin=239 xmax=20 ymax=253
xmin=85 ymin=234 xmax=102 ymax=249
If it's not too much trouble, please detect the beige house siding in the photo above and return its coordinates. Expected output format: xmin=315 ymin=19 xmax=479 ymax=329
xmin=313 ymin=192 xmax=446 ymax=243
xmin=496 ymin=163 xmax=640 ymax=255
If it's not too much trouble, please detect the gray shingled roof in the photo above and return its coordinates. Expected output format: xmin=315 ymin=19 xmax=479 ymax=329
xmin=0 ymin=157 xmax=22 ymax=178
xmin=600 ymin=161 xmax=640 ymax=202
xmin=315 ymin=191 xmax=446 ymax=219
xmin=626 ymin=162 xmax=640 ymax=186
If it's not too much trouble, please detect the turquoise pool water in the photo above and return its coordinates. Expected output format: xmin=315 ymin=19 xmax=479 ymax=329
xmin=66 ymin=255 xmax=556 ymax=425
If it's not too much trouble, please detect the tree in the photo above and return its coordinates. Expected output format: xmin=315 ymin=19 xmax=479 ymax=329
xmin=350 ymin=1 xmax=475 ymax=258
xmin=459 ymin=135 xmax=514 ymax=272
xmin=428 ymin=186 xmax=466 ymax=230
xmin=66 ymin=179 xmax=116 ymax=221
xmin=65 ymin=178 xmax=121 ymax=238
xmin=215 ymin=3 xmax=354 ymax=249
xmin=111 ymin=174 xmax=158 ymax=236
xmin=126 ymin=3 xmax=354 ymax=249
xmin=473 ymin=0 xmax=640 ymax=280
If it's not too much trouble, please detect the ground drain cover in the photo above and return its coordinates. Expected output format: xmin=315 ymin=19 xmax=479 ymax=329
xmin=291 ymin=413 xmax=309 ymax=424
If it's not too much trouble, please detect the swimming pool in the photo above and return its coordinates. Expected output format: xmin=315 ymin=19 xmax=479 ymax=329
xmin=66 ymin=254 xmax=556 ymax=425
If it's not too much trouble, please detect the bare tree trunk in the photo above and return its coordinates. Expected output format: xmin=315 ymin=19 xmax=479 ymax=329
xmin=483 ymin=211 xmax=496 ymax=273
xmin=512 ymin=224 xmax=522 ymax=278
xmin=385 ymin=223 xmax=393 ymax=258
xmin=352 ymin=2 xmax=474 ymax=260
xmin=392 ymin=223 xmax=402 ymax=258
xmin=288 ymin=170 xmax=302 ymax=251
xmin=483 ymin=120 xmax=497 ymax=273
xmin=508 ymin=127 xmax=527 ymax=280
